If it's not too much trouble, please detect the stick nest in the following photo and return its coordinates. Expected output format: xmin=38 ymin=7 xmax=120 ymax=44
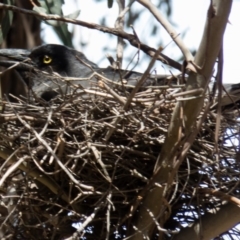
xmin=0 ymin=77 xmax=239 ymax=239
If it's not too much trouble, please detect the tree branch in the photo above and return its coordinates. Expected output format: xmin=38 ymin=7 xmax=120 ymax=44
xmin=129 ymin=1 xmax=232 ymax=239
xmin=173 ymin=203 xmax=240 ymax=240
xmin=0 ymin=3 xmax=181 ymax=71
xmin=137 ymin=0 xmax=193 ymax=62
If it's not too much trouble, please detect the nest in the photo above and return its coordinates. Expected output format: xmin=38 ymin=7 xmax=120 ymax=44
xmin=0 ymin=75 xmax=239 ymax=239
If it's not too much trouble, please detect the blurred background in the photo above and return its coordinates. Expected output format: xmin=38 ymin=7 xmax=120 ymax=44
xmin=2 ymin=0 xmax=239 ymax=81
xmin=41 ymin=0 xmax=240 ymax=82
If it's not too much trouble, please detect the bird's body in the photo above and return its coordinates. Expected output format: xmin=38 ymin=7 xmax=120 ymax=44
xmin=0 ymin=44 xmax=173 ymax=100
xmin=0 ymin=44 xmax=239 ymax=108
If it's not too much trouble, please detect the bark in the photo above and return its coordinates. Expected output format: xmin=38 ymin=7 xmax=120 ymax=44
xmin=129 ymin=1 xmax=233 ymax=239
xmin=173 ymin=203 xmax=240 ymax=240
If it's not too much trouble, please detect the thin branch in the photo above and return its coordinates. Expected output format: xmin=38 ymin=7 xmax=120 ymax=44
xmin=0 ymin=146 xmax=70 ymax=204
xmin=129 ymin=1 xmax=232 ymax=239
xmin=115 ymin=0 xmax=125 ymax=68
xmin=0 ymin=3 xmax=182 ymax=71
xmin=173 ymin=203 xmax=240 ymax=240
xmin=137 ymin=0 xmax=193 ymax=62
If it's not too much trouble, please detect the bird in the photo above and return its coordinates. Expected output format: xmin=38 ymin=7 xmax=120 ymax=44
xmin=0 ymin=44 xmax=239 ymax=108
xmin=0 ymin=44 xmax=173 ymax=101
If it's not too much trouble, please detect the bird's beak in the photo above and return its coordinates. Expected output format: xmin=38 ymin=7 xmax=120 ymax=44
xmin=0 ymin=48 xmax=30 ymax=61
xmin=0 ymin=48 xmax=33 ymax=71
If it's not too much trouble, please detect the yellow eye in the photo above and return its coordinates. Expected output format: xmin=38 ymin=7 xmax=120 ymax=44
xmin=43 ymin=55 xmax=52 ymax=64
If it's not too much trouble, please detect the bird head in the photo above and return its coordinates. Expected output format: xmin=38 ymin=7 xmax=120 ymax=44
xmin=29 ymin=44 xmax=98 ymax=78
xmin=0 ymin=44 xmax=98 ymax=100
xmin=0 ymin=44 xmax=97 ymax=76
xmin=0 ymin=44 xmax=177 ymax=102
xmin=29 ymin=44 xmax=69 ymax=75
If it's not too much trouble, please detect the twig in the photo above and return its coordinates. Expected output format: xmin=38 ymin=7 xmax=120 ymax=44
xmin=137 ymin=0 xmax=193 ymax=62
xmin=115 ymin=0 xmax=125 ymax=68
xmin=0 ymin=3 xmax=181 ymax=70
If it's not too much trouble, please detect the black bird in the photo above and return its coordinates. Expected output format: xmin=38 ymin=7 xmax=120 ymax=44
xmin=0 ymin=44 xmax=172 ymax=101
xmin=0 ymin=44 xmax=239 ymax=107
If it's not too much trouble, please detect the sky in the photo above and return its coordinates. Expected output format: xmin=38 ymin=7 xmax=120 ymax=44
xmin=42 ymin=0 xmax=240 ymax=84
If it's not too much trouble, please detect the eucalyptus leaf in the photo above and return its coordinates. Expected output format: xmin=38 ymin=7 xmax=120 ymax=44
xmin=39 ymin=0 xmax=74 ymax=47
xmin=33 ymin=6 xmax=47 ymax=14
xmin=65 ymin=10 xmax=81 ymax=20
xmin=45 ymin=19 xmax=64 ymax=27
xmin=44 ymin=0 xmax=63 ymax=15
xmin=32 ymin=0 xmax=75 ymax=47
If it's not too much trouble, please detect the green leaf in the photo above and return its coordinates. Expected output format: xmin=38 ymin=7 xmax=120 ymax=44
xmin=33 ymin=6 xmax=47 ymax=14
xmin=65 ymin=10 xmax=81 ymax=20
xmin=38 ymin=0 xmax=74 ymax=48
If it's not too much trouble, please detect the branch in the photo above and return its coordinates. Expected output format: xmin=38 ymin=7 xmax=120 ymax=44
xmin=129 ymin=1 xmax=232 ymax=239
xmin=115 ymin=0 xmax=126 ymax=68
xmin=137 ymin=0 xmax=193 ymax=62
xmin=0 ymin=147 xmax=70 ymax=204
xmin=173 ymin=203 xmax=240 ymax=240
xmin=0 ymin=3 xmax=181 ymax=71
